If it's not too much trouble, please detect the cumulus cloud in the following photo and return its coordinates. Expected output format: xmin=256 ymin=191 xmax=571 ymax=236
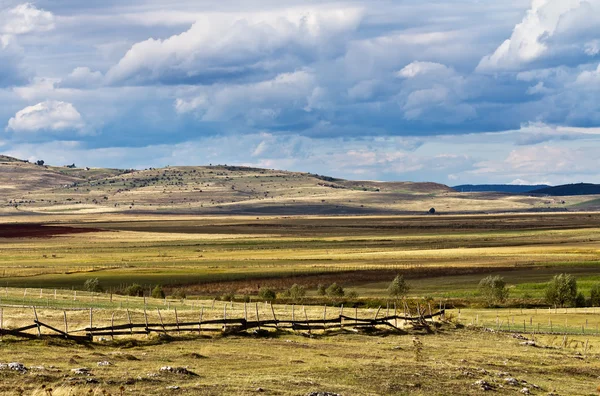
xmin=0 ymin=3 xmax=55 ymax=35
xmin=106 ymin=8 xmax=363 ymax=85
xmin=396 ymin=61 xmax=476 ymax=123
xmin=477 ymin=0 xmax=600 ymax=72
xmin=59 ymin=67 xmax=104 ymax=88
xmin=0 ymin=34 xmax=27 ymax=86
xmin=6 ymin=101 xmax=86 ymax=133
xmin=175 ymin=70 xmax=318 ymax=126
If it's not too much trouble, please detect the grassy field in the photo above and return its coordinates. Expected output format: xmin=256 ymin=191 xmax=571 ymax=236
xmin=1 ymin=213 xmax=600 ymax=304
xmin=2 ymin=213 xmax=600 ymax=394
xmin=1 ymin=303 xmax=600 ymax=395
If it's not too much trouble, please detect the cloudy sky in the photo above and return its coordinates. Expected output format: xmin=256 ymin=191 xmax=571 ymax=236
xmin=1 ymin=0 xmax=599 ymax=185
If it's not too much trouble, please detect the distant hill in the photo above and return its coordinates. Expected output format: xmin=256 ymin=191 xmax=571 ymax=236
xmin=453 ymin=184 xmax=550 ymax=193
xmin=530 ymin=183 xmax=600 ymax=196
xmin=3 ymin=154 xmax=599 ymax=215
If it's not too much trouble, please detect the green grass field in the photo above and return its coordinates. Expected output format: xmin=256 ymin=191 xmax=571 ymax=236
xmin=2 ymin=213 xmax=600 ymax=394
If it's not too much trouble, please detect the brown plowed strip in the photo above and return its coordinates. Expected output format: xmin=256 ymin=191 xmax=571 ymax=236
xmin=0 ymin=224 xmax=103 ymax=238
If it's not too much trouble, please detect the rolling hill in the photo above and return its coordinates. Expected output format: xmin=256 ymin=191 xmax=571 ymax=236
xmin=530 ymin=183 xmax=600 ymax=196
xmin=453 ymin=184 xmax=550 ymax=193
xmin=0 ymin=155 xmax=596 ymax=215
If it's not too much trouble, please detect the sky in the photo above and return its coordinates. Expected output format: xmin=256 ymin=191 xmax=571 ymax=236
xmin=1 ymin=0 xmax=600 ymax=185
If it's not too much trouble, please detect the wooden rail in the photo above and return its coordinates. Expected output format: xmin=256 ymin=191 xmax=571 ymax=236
xmin=0 ymin=306 xmax=445 ymax=342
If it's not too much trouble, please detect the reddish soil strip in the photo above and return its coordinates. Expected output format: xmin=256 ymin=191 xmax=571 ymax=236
xmin=0 ymin=224 xmax=103 ymax=238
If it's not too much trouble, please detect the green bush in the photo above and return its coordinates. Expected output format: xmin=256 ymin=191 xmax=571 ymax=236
xmin=151 ymin=285 xmax=165 ymax=299
xmin=346 ymin=290 xmax=359 ymax=299
xmin=83 ymin=278 xmax=103 ymax=293
xmin=326 ymin=283 xmax=345 ymax=298
xmin=258 ymin=288 xmax=276 ymax=301
xmin=281 ymin=284 xmax=306 ymax=302
xmin=124 ymin=284 xmax=144 ymax=297
xmin=575 ymin=292 xmax=587 ymax=308
xmin=172 ymin=288 xmax=187 ymax=300
xmin=590 ymin=284 xmax=600 ymax=306
xmin=388 ymin=275 xmax=409 ymax=300
xmin=545 ymin=273 xmax=577 ymax=307
xmin=317 ymin=284 xmax=327 ymax=296
xmin=220 ymin=292 xmax=235 ymax=302
xmin=478 ymin=275 xmax=509 ymax=306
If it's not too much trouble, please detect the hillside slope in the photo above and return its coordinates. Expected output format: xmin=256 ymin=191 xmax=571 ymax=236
xmin=0 ymin=156 xmax=594 ymax=215
xmin=453 ymin=184 xmax=550 ymax=193
xmin=531 ymin=183 xmax=600 ymax=196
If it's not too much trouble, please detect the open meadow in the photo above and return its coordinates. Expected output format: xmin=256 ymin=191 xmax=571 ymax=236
xmin=2 ymin=212 xmax=600 ymax=394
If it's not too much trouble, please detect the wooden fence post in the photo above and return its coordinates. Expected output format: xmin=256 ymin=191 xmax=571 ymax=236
xmin=304 ymin=307 xmax=311 ymax=336
xmin=63 ymin=311 xmax=68 ymax=336
xmin=323 ymin=305 xmax=327 ymax=331
xmin=255 ymin=303 xmax=261 ymax=331
xmin=270 ymin=303 xmax=278 ymax=330
xmin=33 ymin=306 xmax=41 ymax=337
xmin=144 ymin=306 xmax=149 ymax=334
xmin=89 ymin=308 xmax=93 ymax=339
xmin=175 ymin=307 xmax=180 ymax=334
xmin=127 ymin=309 xmax=133 ymax=335
xmin=111 ymin=312 xmax=115 ymax=341
xmin=340 ymin=304 xmax=344 ymax=330
xmin=199 ymin=307 xmax=204 ymax=335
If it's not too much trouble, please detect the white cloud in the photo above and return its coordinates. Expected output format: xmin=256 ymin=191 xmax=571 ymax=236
xmin=574 ymin=63 xmax=600 ymax=87
xmin=6 ymin=101 xmax=85 ymax=133
xmin=59 ymin=67 xmax=104 ymax=88
xmin=396 ymin=61 xmax=452 ymax=79
xmin=0 ymin=3 xmax=55 ymax=35
xmin=106 ymin=8 xmax=363 ymax=85
xmin=585 ymin=40 xmax=600 ymax=56
xmin=396 ymin=61 xmax=476 ymax=123
xmin=175 ymin=70 xmax=318 ymax=124
xmin=477 ymin=0 xmax=600 ymax=72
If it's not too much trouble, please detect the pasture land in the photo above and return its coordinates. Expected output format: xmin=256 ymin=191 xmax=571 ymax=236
xmin=1 ymin=213 xmax=600 ymax=303
xmin=1 ymin=300 xmax=600 ymax=395
xmin=2 ymin=213 xmax=600 ymax=394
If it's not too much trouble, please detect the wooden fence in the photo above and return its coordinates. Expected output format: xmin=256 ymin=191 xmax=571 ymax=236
xmin=0 ymin=305 xmax=445 ymax=342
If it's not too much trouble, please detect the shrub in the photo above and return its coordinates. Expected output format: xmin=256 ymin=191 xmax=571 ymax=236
xmin=590 ymin=284 xmax=600 ymax=306
xmin=326 ymin=283 xmax=345 ymax=298
xmin=478 ymin=275 xmax=509 ymax=306
xmin=124 ymin=284 xmax=144 ymax=297
xmin=545 ymin=273 xmax=577 ymax=307
xmin=172 ymin=288 xmax=187 ymax=300
xmin=151 ymin=285 xmax=165 ymax=299
xmin=317 ymin=284 xmax=327 ymax=296
xmin=388 ymin=275 xmax=409 ymax=300
xmin=346 ymin=290 xmax=359 ymax=299
xmin=220 ymin=292 xmax=234 ymax=302
xmin=575 ymin=292 xmax=587 ymax=307
xmin=83 ymin=278 xmax=103 ymax=293
xmin=258 ymin=288 xmax=276 ymax=301
xmin=281 ymin=284 xmax=306 ymax=302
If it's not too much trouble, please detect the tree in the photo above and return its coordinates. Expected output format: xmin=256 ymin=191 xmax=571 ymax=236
xmin=281 ymin=284 xmax=306 ymax=302
xmin=124 ymin=283 xmax=144 ymax=297
xmin=258 ymin=287 xmax=276 ymax=301
xmin=590 ymin=284 xmax=600 ymax=306
xmin=326 ymin=283 xmax=345 ymax=298
xmin=36 ymin=160 xmax=44 ymax=166
xmin=478 ymin=275 xmax=509 ymax=306
xmin=428 ymin=208 xmax=436 ymax=214
xmin=317 ymin=284 xmax=327 ymax=296
xmin=545 ymin=273 xmax=577 ymax=307
xmin=388 ymin=275 xmax=410 ymax=300
xmin=151 ymin=285 xmax=165 ymax=299
xmin=83 ymin=278 xmax=103 ymax=293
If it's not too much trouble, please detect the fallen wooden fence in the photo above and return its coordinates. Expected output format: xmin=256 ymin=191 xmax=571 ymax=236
xmin=0 ymin=306 xmax=445 ymax=342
